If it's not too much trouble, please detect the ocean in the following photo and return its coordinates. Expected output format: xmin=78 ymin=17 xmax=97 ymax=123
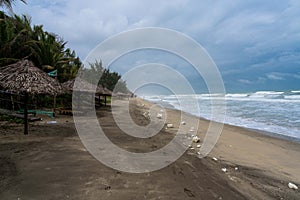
xmin=144 ymin=90 xmax=300 ymax=141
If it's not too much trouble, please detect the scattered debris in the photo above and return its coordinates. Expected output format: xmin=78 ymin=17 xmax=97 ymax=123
xmin=212 ymin=157 xmax=218 ymax=161
xmin=190 ymin=147 xmax=195 ymax=150
xmin=167 ymin=123 xmax=174 ymax=128
xmin=156 ymin=113 xmax=162 ymax=119
xmin=47 ymin=121 xmax=57 ymax=124
xmin=143 ymin=112 xmax=150 ymax=118
xmin=234 ymin=167 xmax=239 ymax=171
xmin=288 ymin=182 xmax=298 ymax=190
xmin=192 ymin=136 xmax=200 ymax=143
xmin=197 ymin=151 xmax=201 ymax=155
xmin=196 ymin=144 xmax=201 ymax=148
xmin=160 ymin=109 xmax=164 ymax=112
xmin=181 ymin=121 xmax=186 ymax=125
xmin=228 ymin=175 xmax=237 ymax=182
xmin=105 ymin=185 xmax=111 ymax=190
xmin=221 ymin=168 xmax=227 ymax=173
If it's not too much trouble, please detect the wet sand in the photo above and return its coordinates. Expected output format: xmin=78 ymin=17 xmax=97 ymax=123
xmin=0 ymin=98 xmax=299 ymax=199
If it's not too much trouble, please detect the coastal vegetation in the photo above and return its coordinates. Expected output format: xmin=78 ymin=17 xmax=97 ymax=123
xmin=0 ymin=10 xmax=81 ymax=82
xmin=84 ymin=60 xmax=129 ymax=93
xmin=0 ymin=0 xmax=26 ymax=12
xmin=0 ymin=4 xmax=128 ymax=93
xmin=0 ymin=2 xmax=129 ymax=123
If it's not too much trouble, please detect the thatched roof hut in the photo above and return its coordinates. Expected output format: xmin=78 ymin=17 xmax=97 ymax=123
xmin=62 ymin=78 xmax=104 ymax=94
xmin=103 ymin=87 xmax=112 ymax=96
xmin=0 ymin=59 xmax=62 ymax=135
xmin=97 ymin=84 xmax=105 ymax=94
xmin=0 ymin=59 xmax=62 ymax=95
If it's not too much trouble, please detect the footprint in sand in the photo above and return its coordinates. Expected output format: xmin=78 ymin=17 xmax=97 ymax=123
xmin=184 ymin=188 xmax=195 ymax=197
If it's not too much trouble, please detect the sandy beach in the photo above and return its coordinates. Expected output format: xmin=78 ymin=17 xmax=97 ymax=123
xmin=0 ymin=98 xmax=300 ymax=199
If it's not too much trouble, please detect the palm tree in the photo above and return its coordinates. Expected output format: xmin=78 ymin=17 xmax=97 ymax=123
xmin=0 ymin=12 xmax=36 ymax=65
xmin=0 ymin=11 xmax=81 ymax=82
xmin=0 ymin=0 xmax=26 ymax=12
xmin=32 ymin=28 xmax=81 ymax=82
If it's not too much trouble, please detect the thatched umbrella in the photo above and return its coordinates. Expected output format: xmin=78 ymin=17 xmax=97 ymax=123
xmin=97 ymin=84 xmax=105 ymax=95
xmin=102 ymin=87 xmax=112 ymax=106
xmin=0 ymin=59 xmax=62 ymax=135
xmin=103 ymin=87 xmax=112 ymax=96
xmin=62 ymin=78 xmax=106 ymax=108
xmin=62 ymin=78 xmax=103 ymax=94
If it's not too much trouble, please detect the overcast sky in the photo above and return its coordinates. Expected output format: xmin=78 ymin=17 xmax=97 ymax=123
xmin=13 ymin=0 xmax=300 ymax=92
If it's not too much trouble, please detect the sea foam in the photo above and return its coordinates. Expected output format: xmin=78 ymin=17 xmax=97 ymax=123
xmin=145 ymin=90 xmax=300 ymax=140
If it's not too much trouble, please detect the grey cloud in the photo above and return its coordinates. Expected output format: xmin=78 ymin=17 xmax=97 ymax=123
xmin=267 ymin=73 xmax=285 ymax=80
xmin=13 ymin=0 xmax=300 ymax=91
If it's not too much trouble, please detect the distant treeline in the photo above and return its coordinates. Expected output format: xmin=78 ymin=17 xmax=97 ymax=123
xmin=0 ymin=10 xmax=128 ymax=92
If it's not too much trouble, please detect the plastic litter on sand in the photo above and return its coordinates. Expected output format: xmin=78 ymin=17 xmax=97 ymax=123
xmin=192 ymin=136 xmax=200 ymax=143
xmin=288 ymin=182 xmax=298 ymax=190
xmin=212 ymin=157 xmax=218 ymax=161
xmin=47 ymin=121 xmax=57 ymax=124
xmin=167 ymin=124 xmax=174 ymax=128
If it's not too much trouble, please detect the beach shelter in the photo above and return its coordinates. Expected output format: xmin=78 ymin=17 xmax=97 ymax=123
xmin=62 ymin=78 xmax=107 ymax=106
xmin=103 ymin=87 xmax=112 ymax=96
xmin=62 ymin=78 xmax=103 ymax=94
xmin=0 ymin=59 xmax=62 ymax=135
xmin=102 ymin=87 xmax=112 ymax=106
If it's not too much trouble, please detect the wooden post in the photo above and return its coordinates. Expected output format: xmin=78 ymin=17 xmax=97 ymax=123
xmin=11 ymin=95 xmax=15 ymax=111
xmin=24 ymin=92 xmax=28 ymax=135
xmin=53 ymin=75 xmax=57 ymax=117
xmin=98 ymin=94 xmax=101 ymax=106
xmin=104 ymin=95 xmax=107 ymax=106
xmin=53 ymin=94 xmax=56 ymax=117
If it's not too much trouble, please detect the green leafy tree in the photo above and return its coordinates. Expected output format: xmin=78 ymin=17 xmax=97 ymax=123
xmin=0 ymin=12 xmax=35 ymax=65
xmin=0 ymin=11 xmax=81 ymax=82
xmin=0 ymin=0 xmax=26 ymax=12
xmin=83 ymin=60 xmax=129 ymax=93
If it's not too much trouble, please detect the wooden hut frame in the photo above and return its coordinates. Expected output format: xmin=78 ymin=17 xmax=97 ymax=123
xmin=0 ymin=59 xmax=62 ymax=135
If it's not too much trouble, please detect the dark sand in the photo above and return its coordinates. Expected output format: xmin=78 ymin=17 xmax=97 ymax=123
xmin=0 ymin=98 xmax=299 ymax=199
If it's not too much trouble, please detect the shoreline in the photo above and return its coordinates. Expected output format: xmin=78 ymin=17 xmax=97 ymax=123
xmin=146 ymin=99 xmax=300 ymax=145
xmin=138 ymin=98 xmax=300 ymax=181
xmin=0 ymin=98 xmax=299 ymax=199
xmin=133 ymin=98 xmax=300 ymax=198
